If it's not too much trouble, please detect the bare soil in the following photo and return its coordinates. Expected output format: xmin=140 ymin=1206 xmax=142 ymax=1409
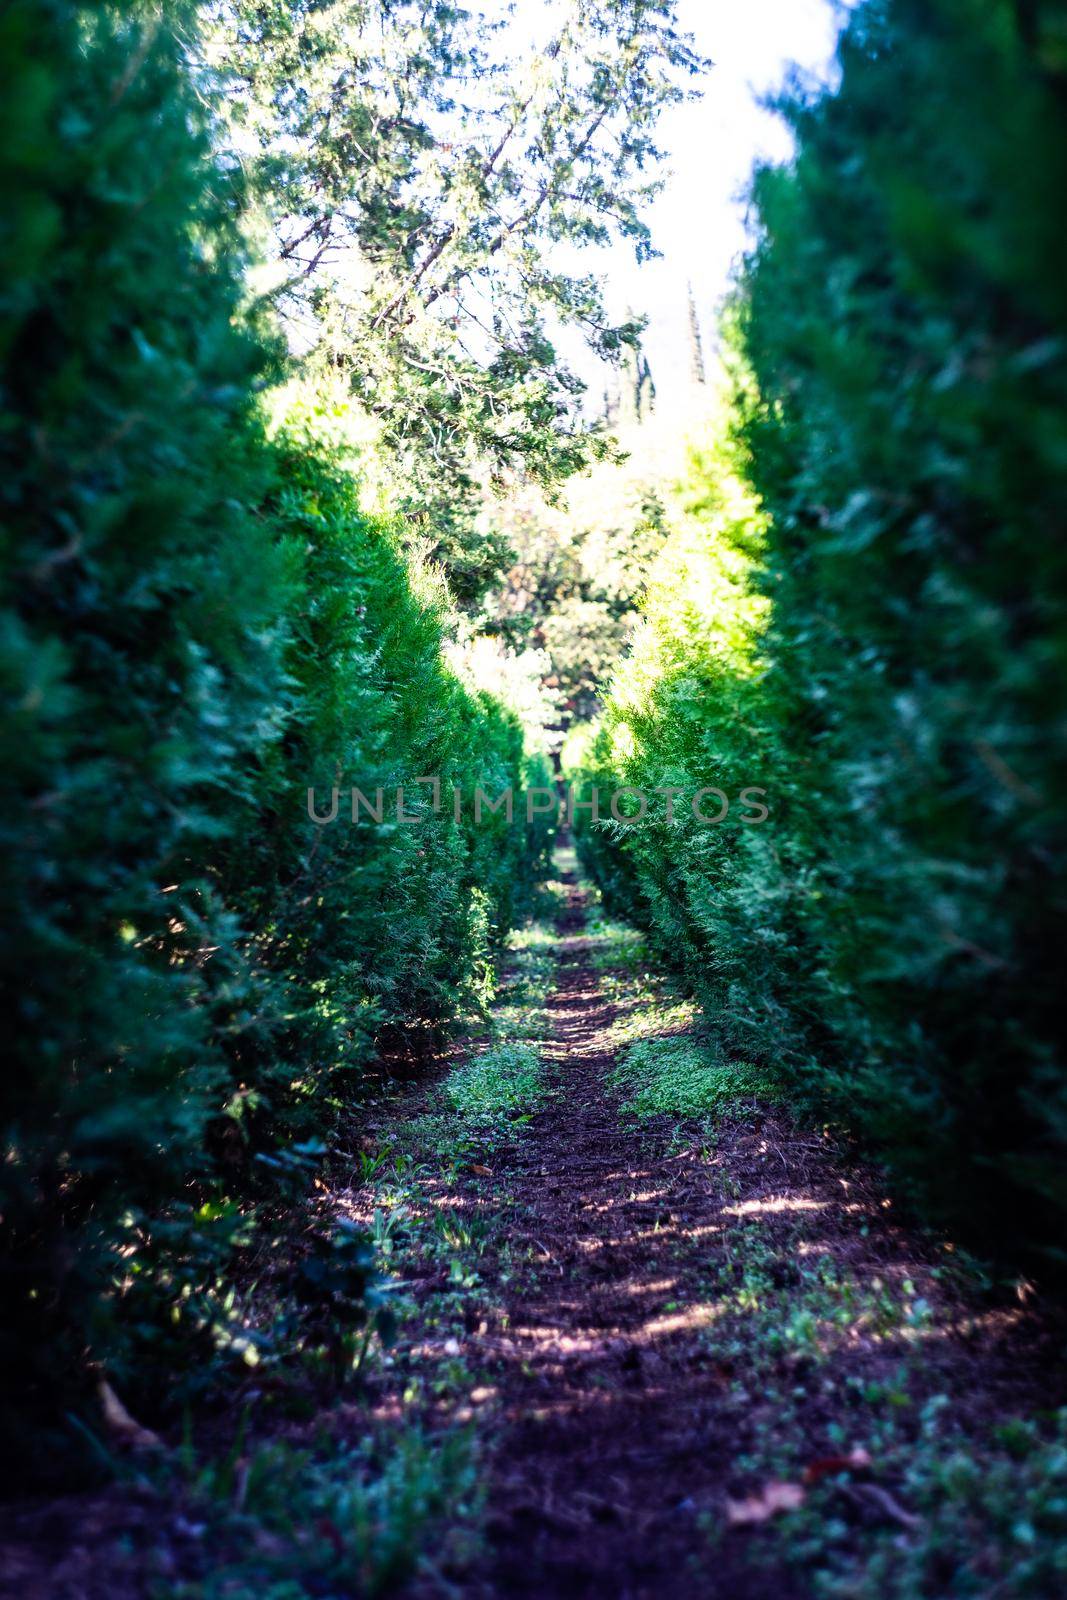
xmin=424 ymin=873 xmax=1066 ymax=1597
xmin=2 ymin=867 xmax=1064 ymax=1599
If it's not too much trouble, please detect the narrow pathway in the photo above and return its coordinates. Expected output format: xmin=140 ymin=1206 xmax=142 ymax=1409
xmin=473 ymin=874 xmax=776 ymax=1598
xmin=406 ymin=864 xmax=1065 ymax=1598
xmin=2 ymin=864 xmax=1063 ymax=1598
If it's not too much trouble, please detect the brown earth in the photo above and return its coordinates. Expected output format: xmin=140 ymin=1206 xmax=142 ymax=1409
xmin=426 ymin=871 xmax=1065 ymax=1598
xmin=462 ymin=876 xmax=802 ymax=1599
xmin=2 ymin=865 xmax=1064 ymax=1599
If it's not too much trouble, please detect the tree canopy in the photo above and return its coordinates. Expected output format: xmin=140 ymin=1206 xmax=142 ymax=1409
xmin=212 ymin=0 xmax=704 ymax=596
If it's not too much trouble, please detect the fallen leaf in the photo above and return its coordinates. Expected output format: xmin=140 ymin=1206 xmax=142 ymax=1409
xmin=803 ymin=1447 xmax=873 ymax=1485
xmin=726 ymin=1481 xmax=805 ymax=1524
xmin=98 ymin=1379 xmax=162 ymax=1451
xmin=468 ymin=1163 xmax=493 ymax=1177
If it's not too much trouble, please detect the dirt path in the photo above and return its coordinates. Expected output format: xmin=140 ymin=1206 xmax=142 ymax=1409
xmin=470 ymin=875 xmax=775 ymax=1598
xmin=3 ymin=863 xmax=1065 ymax=1598
xmin=400 ymin=866 xmax=1066 ymax=1598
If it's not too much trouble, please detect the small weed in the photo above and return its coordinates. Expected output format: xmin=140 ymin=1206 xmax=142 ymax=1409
xmin=787 ymin=1403 xmax=1067 ymax=1600
xmin=163 ymin=1424 xmax=481 ymax=1599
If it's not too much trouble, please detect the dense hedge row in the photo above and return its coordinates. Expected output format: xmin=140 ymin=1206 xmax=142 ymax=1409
xmin=0 ymin=0 xmax=549 ymax=1448
xmin=568 ymin=0 xmax=1067 ymax=1256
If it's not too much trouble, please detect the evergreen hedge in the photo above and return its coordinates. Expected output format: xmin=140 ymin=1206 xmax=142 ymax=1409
xmin=568 ymin=0 xmax=1067 ymax=1258
xmin=0 ymin=0 xmax=549 ymax=1453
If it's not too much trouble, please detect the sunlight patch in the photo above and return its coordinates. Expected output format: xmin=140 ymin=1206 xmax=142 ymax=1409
xmin=723 ymin=1196 xmax=827 ymax=1217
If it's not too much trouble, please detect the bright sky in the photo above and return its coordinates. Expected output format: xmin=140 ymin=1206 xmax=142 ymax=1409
xmin=583 ymin=0 xmax=844 ymax=405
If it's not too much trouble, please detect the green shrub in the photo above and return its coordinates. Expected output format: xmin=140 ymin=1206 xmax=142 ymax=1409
xmin=569 ymin=0 xmax=1067 ymax=1259
xmin=0 ymin=0 xmax=291 ymax=1441
xmin=0 ymin=0 xmax=549 ymax=1458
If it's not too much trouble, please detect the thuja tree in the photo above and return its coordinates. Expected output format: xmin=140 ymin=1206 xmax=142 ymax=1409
xmin=0 ymin=0 xmax=292 ymax=1437
xmin=210 ymin=0 xmax=704 ymax=598
xmin=237 ymin=391 xmax=555 ymax=1107
xmin=570 ymin=0 xmax=1067 ymax=1257
xmin=0 ymin=0 xmax=549 ymax=1460
xmin=562 ymin=422 xmax=780 ymax=1012
xmin=735 ymin=0 xmax=1067 ymax=1246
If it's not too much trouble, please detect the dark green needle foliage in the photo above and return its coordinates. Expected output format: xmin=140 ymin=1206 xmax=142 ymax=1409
xmin=734 ymin=0 xmax=1067 ymax=1247
xmin=0 ymin=0 xmax=549 ymax=1465
xmin=570 ymin=0 xmax=1067 ymax=1258
xmin=0 ymin=0 xmax=289 ymax=1437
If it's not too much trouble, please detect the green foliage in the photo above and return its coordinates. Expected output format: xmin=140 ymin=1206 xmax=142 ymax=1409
xmin=563 ymin=417 xmax=778 ymax=1011
xmin=0 ymin=0 xmax=288 ymax=1444
xmin=797 ymin=1403 xmax=1067 ymax=1600
xmin=212 ymin=0 xmax=706 ymax=598
xmin=569 ymin=0 xmax=1067 ymax=1258
xmin=0 ymin=0 xmax=549 ymax=1460
xmin=240 ymin=390 xmax=554 ymax=1087
xmin=610 ymin=1038 xmax=776 ymax=1120
xmin=168 ymin=1423 xmax=481 ymax=1599
xmin=443 ymin=1041 xmax=546 ymax=1125
xmin=484 ymin=429 xmax=675 ymax=728
xmin=735 ymin=0 xmax=1067 ymax=1247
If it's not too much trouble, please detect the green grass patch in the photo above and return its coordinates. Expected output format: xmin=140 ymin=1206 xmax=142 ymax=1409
xmin=609 ymin=1036 xmax=778 ymax=1120
xmin=443 ymin=1041 xmax=545 ymax=1124
xmin=608 ymin=993 xmax=698 ymax=1045
xmin=491 ymin=923 xmax=555 ymax=1036
xmin=584 ymin=914 xmax=650 ymax=973
xmin=377 ymin=916 xmax=555 ymax=1171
